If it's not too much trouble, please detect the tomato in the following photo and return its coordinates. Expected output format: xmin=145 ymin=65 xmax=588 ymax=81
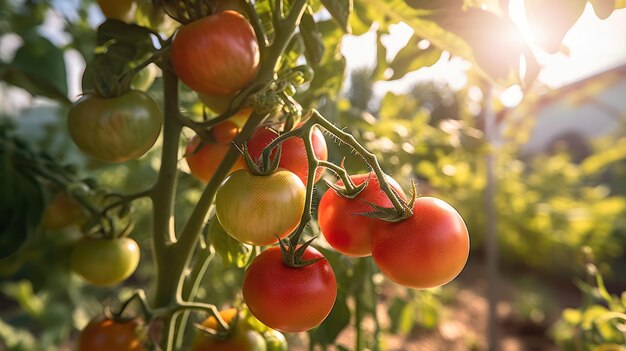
xmin=318 ymin=173 xmax=406 ymax=257
xmin=215 ymin=169 xmax=305 ymax=245
xmin=185 ymin=136 xmax=245 ymax=183
xmin=371 ymin=197 xmax=469 ymax=289
xmin=171 ymin=11 xmax=259 ymax=95
xmin=264 ymin=330 xmax=287 ymax=351
xmin=41 ymin=192 xmax=85 ymax=230
xmin=246 ymin=125 xmax=328 ymax=185
xmin=213 ymin=120 xmax=240 ymax=144
xmin=68 ymin=90 xmax=162 ymax=163
xmin=97 ymin=0 xmax=136 ymax=22
xmin=199 ymin=92 xmax=236 ymax=114
xmin=243 ymin=246 xmax=337 ymax=332
xmin=192 ymin=308 xmax=266 ymax=351
xmin=71 ymin=237 xmax=140 ymax=286
xmin=78 ymin=316 xmax=145 ymax=351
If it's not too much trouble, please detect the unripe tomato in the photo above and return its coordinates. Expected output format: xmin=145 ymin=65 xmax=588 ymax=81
xmin=213 ymin=120 xmax=240 ymax=144
xmin=71 ymin=237 xmax=140 ymax=286
xmin=67 ymin=90 xmax=162 ymax=163
xmin=243 ymin=246 xmax=337 ymax=332
xmin=318 ymin=173 xmax=406 ymax=257
xmin=41 ymin=192 xmax=85 ymax=230
xmin=185 ymin=136 xmax=245 ymax=183
xmin=246 ymin=125 xmax=328 ymax=185
xmin=171 ymin=11 xmax=259 ymax=95
xmin=371 ymin=197 xmax=469 ymax=289
xmin=215 ymin=169 xmax=306 ymax=245
xmin=78 ymin=316 xmax=145 ymax=351
xmin=97 ymin=0 xmax=136 ymax=22
xmin=192 ymin=308 xmax=267 ymax=351
xmin=199 ymin=92 xmax=236 ymax=115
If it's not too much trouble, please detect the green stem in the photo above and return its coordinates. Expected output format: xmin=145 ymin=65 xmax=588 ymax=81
xmin=354 ymin=258 xmax=367 ymax=350
xmin=371 ymin=259 xmax=381 ymax=351
xmin=152 ymin=67 xmax=182 ymax=308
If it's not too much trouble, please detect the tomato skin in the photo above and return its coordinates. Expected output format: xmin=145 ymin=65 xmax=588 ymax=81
xmin=246 ymin=126 xmax=328 ymax=185
xmin=171 ymin=11 xmax=259 ymax=95
xmin=213 ymin=120 xmax=240 ymax=144
xmin=318 ymin=173 xmax=406 ymax=257
xmin=215 ymin=169 xmax=306 ymax=245
xmin=242 ymin=246 xmax=337 ymax=333
xmin=97 ymin=0 xmax=136 ymax=22
xmin=185 ymin=136 xmax=245 ymax=183
xmin=68 ymin=90 xmax=162 ymax=163
xmin=371 ymin=197 xmax=469 ymax=289
xmin=41 ymin=192 xmax=85 ymax=230
xmin=192 ymin=309 xmax=267 ymax=351
xmin=71 ymin=237 xmax=140 ymax=286
xmin=78 ymin=316 xmax=145 ymax=351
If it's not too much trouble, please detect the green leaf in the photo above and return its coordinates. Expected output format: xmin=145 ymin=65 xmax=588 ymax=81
xmin=370 ymin=29 xmax=388 ymax=81
xmin=388 ymin=34 xmax=442 ymax=80
xmin=255 ymin=0 xmax=275 ymax=45
xmin=404 ymin=0 xmax=463 ymax=9
xmin=3 ymin=33 xmax=69 ymax=103
xmin=320 ymin=0 xmax=353 ymax=33
xmin=208 ymin=215 xmax=253 ymax=268
xmin=309 ymin=291 xmax=350 ymax=345
xmin=299 ymin=6 xmax=325 ymax=66
xmin=388 ymin=297 xmax=416 ymax=335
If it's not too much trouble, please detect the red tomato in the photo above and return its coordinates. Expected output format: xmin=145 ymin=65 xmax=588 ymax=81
xmin=371 ymin=197 xmax=469 ymax=289
xmin=318 ymin=173 xmax=406 ymax=257
xmin=78 ymin=316 xmax=145 ymax=351
xmin=242 ymin=246 xmax=337 ymax=332
xmin=185 ymin=136 xmax=245 ymax=183
xmin=213 ymin=120 xmax=240 ymax=144
xmin=171 ymin=11 xmax=259 ymax=95
xmin=246 ymin=126 xmax=328 ymax=185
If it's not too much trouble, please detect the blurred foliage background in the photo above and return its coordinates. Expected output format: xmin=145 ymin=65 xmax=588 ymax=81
xmin=2 ymin=0 xmax=626 ymax=350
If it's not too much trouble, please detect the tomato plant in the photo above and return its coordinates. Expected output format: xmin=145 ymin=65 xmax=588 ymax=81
xmin=41 ymin=192 xmax=85 ymax=230
xmin=97 ymin=0 xmax=136 ymax=22
xmin=185 ymin=135 xmax=245 ymax=183
xmin=70 ymin=237 xmax=140 ymax=286
xmin=67 ymin=90 xmax=162 ymax=163
xmin=371 ymin=197 xmax=470 ymax=289
xmin=192 ymin=308 xmax=267 ymax=351
xmin=242 ymin=246 xmax=337 ymax=332
xmin=264 ymin=330 xmax=287 ymax=351
xmin=246 ymin=125 xmax=328 ymax=184
xmin=318 ymin=173 xmax=406 ymax=257
xmin=78 ymin=316 xmax=145 ymax=351
xmin=171 ymin=11 xmax=259 ymax=95
xmin=215 ymin=169 xmax=306 ymax=245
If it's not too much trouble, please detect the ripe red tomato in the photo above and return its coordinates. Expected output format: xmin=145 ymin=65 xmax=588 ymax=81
xmin=97 ymin=0 xmax=136 ymax=22
xmin=318 ymin=173 xmax=406 ymax=257
xmin=78 ymin=316 xmax=145 ymax=351
xmin=71 ymin=237 xmax=140 ymax=286
xmin=246 ymin=126 xmax=328 ymax=185
xmin=41 ymin=192 xmax=85 ymax=230
xmin=185 ymin=136 xmax=245 ymax=183
xmin=192 ymin=308 xmax=266 ymax=351
xmin=171 ymin=11 xmax=259 ymax=95
xmin=371 ymin=197 xmax=469 ymax=289
xmin=215 ymin=169 xmax=306 ymax=245
xmin=242 ymin=246 xmax=337 ymax=332
xmin=67 ymin=90 xmax=162 ymax=163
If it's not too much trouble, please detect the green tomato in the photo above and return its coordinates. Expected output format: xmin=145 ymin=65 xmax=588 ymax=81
xmin=215 ymin=169 xmax=306 ymax=246
xmin=67 ymin=90 xmax=162 ymax=163
xmin=264 ymin=330 xmax=287 ymax=351
xmin=71 ymin=237 xmax=140 ymax=286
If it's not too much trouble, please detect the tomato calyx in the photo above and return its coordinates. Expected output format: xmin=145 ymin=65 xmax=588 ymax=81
xmin=323 ymin=163 xmax=369 ymax=199
xmin=243 ymin=142 xmax=282 ymax=176
xmin=193 ymin=309 xmax=238 ymax=341
xmin=358 ymin=180 xmax=418 ymax=222
xmin=277 ymin=237 xmax=323 ymax=268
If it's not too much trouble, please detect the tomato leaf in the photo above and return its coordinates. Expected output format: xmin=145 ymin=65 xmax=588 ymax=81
xmin=255 ymin=0 xmax=276 ymax=45
xmin=208 ymin=215 xmax=253 ymax=268
xmin=299 ymin=6 xmax=325 ymax=66
xmin=320 ymin=0 xmax=353 ymax=33
xmin=2 ymin=33 xmax=69 ymax=103
xmin=388 ymin=296 xmax=416 ymax=335
xmin=388 ymin=34 xmax=442 ymax=80
xmin=370 ymin=29 xmax=388 ymax=81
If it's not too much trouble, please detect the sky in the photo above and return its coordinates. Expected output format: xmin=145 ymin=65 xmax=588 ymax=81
xmin=340 ymin=1 xmax=626 ymax=101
